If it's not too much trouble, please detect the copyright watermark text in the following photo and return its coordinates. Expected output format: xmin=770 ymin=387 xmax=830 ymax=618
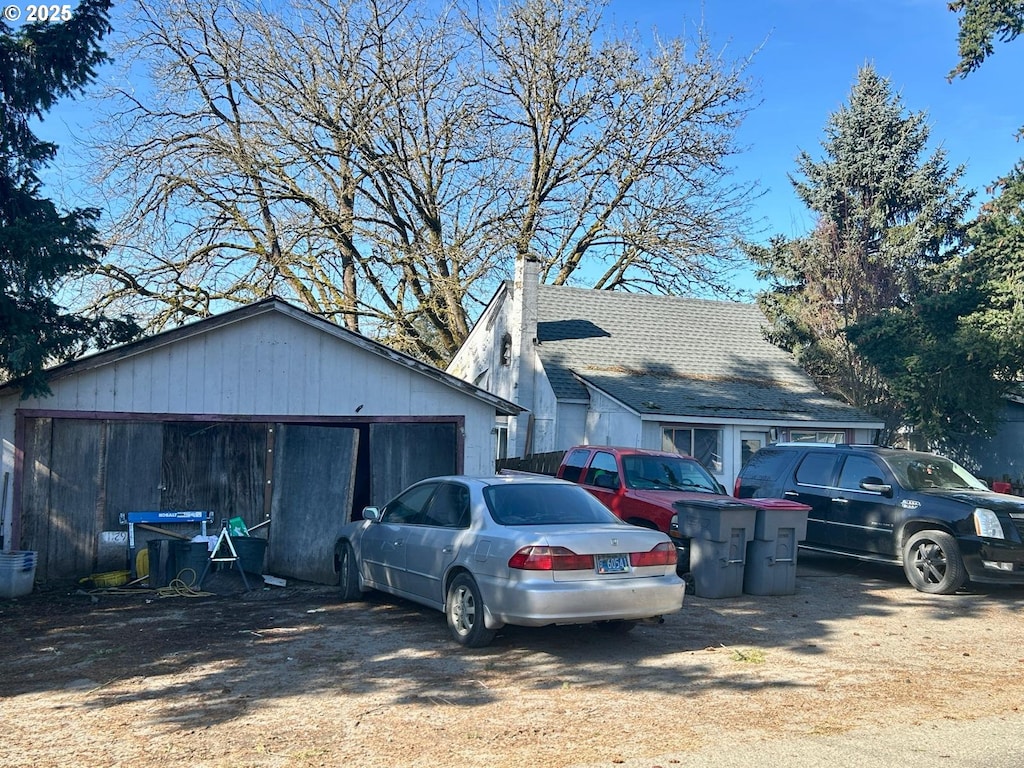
xmin=4 ymin=4 xmax=74 ymax=22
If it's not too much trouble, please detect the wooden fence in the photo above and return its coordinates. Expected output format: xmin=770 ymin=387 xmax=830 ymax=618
xmin=495 ymin=451 xmax=565 ymax=476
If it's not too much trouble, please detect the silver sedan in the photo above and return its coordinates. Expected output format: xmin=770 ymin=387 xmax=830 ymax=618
xmin=334 ymin=474 xmax=685 ymax=647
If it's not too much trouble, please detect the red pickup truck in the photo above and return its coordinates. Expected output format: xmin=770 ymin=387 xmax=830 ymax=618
xmin=502 ymin=445 xmax=806 ymax=574
xmin=553 ymin=445 xmax=732 ymax=533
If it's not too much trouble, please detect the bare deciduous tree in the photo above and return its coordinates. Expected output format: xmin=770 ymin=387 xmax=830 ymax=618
xmin=83 ymin=0 xmax=757 ymax=363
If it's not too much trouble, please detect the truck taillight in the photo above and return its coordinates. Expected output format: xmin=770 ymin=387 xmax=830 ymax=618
xmin=630 ymin=542 xmax=677 ymax=567
xmin=508 ymin=546 xmax=595 ymax=571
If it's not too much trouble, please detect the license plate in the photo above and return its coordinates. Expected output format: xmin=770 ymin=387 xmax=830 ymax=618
xmin=596 ymin=554 xmax=629 ymax=574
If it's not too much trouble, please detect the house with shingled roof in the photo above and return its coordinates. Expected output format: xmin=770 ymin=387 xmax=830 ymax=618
xmin=447 ymin=258 xmax=884 ymax=488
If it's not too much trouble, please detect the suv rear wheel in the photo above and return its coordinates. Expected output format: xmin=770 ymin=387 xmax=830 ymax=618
xmin=902 ymin=530 xmax=967 ymax=595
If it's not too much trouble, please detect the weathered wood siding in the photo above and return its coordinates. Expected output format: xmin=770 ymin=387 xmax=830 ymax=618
xmin=104 ymin=421 xmax=163 ymax=521
xmin=268 ymin=424 xmax=358 ymax=584
xmin=159 ymin=422 xmax=267 ymax=525
xmin=20 ymin=418 xmax=52 ymax=573
xmin=369 ymin=422 xmax=459 ymax=506
xmin=19 ymin=419 xmax=104 ymax=580
xmin=4 ymin=309 xmax=499 ymax=476
xmin=26 ymin=313 xmax=476 ymax=422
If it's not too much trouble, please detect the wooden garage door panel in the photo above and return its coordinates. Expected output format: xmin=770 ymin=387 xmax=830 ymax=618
xmin=19 ymin=417 xmax=52 ymax=562
xmin=160 ymin=422 xmax=267 ymax=524
xmin=369 ymin=422 xmax=457 ymax=506
xmin=45 ymin=419 xmax=103 ymax=580
xmin=268 ymin=425 xmax=358 ymax=585
xmin=104 ymin=421 xmax=162 ymax=525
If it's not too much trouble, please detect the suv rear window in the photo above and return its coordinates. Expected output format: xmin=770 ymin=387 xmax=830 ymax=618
xmin=735 ymin=448 xmax=794 ymax=497
xmin=795 ymin=453 xmax=840 ymax=486
xmin=739 ymin=448 xmax=790 ymax=480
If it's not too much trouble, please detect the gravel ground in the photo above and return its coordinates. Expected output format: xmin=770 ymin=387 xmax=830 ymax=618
xmin=0 ymin=553 xmax=1022 ymax=768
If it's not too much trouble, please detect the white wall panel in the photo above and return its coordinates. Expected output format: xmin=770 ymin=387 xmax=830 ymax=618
xmin=0 ymin=310 xmax=482 ymax=421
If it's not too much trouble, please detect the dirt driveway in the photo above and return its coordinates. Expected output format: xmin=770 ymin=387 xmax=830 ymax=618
xmin=1 ymin=553 xmax=1023 ymax=768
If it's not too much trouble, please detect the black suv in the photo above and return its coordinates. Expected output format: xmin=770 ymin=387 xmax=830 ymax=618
xmin=734 ymin=444 xmax=1024 ymax=594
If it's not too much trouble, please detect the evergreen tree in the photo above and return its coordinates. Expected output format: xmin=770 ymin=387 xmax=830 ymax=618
xmin=846 ymin=163 xmax=1024 ymax=446
xmin=748 ymin=65 xmax=973 ymax=439
xmin=844 ymin=275 xmax=1007 ymax=446
xmin=959 ymin=162 xmax=1024 ymax=373
xmin=949 ymin=0 xmax=1023 ymax=138
xmin=1 ymin=0 xmax=137 ymax=396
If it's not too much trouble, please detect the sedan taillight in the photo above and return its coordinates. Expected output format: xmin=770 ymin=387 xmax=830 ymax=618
xmin=630 ymin=542 xmax=677 ymax=567
xmin=508 ymin=546 xmax=595 ymax=571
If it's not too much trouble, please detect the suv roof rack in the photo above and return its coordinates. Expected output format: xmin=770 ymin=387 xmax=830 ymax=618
xmin=769 ymin=442 xmax=897 ymax=449
xmin=769 ymin=442 xmax=853 ymax=448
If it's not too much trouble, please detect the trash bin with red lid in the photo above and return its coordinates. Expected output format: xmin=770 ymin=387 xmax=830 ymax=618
xmin=741 ymin=498 xmax=812 ymax=596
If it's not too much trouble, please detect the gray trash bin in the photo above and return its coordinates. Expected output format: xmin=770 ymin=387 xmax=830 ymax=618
xmin=147 ymin=538 xmax=177 ymax=588
xmin=676 ymin=498 xmax=756 ymax=598
xmin=171 ymin=540 xmax=211 ymax=587
xmin=742 ymin=499 xmax=811 ymax=596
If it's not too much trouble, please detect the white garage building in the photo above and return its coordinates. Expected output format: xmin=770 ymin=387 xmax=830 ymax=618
xmin=0 ymin=298 xmax=520 ymax=584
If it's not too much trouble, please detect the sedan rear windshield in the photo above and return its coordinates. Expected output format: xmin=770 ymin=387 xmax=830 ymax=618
xmin=484 ymin=484 xmax=622 ymax=526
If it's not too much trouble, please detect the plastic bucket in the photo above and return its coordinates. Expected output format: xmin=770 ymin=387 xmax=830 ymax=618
xmin=89 ymin=570 xmax=130 ymax=588
xmin=0 ymin=551 xmax=38 ymax=599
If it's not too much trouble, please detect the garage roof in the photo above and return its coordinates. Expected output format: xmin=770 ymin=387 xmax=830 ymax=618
xmin=0 ymin=297 xmax=523 ymax=416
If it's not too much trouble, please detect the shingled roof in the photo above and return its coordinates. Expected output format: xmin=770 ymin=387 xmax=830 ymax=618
xmin=535 ymin=285 xmax=880 ymax=424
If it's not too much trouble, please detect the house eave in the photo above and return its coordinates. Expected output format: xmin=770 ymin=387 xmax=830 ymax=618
xmin=571 ymin=371 xmax=881 ymax=428
xmin=638 ymin=413 xmax=886 ymax=429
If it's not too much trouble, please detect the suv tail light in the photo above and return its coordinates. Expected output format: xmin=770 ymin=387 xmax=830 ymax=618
xmin=508 ymin=546 xmax=595 ymax=571
xmin=733 ymin=476 xmax=742 ymax=496
xmin=630 ymin=542 xmax=677 ymax=567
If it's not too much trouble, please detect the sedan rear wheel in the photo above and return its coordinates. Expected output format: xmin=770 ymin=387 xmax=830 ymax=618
xmin=446 ymin=573 xmax=496 ymax=648
xmin=902 ymin=530 xmax=967 ymax=595
xmin=338 ymin=542 xmax=363 ymax=602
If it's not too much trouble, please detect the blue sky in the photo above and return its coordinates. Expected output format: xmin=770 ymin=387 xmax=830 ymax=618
xmin=30 ymin=0 xmax=1024 ymax=295
xmin=608 ymin=0 xmax=1024 ymax=290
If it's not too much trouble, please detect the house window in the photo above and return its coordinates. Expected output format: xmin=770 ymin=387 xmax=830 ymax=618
xmin=495 ymin=423 xmax=509 ymax=460
xmin=741 ymin=431 xmax=771 ymax=466
xmin=662 ymin=427 xmax=723 ymax=473
xmin=789 ymin=430 xmax=847 ymax=444
xmin=500 ymin=332 xmax=512 ymax=366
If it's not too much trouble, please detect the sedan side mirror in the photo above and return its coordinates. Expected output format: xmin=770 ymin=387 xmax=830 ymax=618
xmin=860 ymin=477 xmax=892 ymax=497
xmin=361 ymin=506 xmax=382 ymax=522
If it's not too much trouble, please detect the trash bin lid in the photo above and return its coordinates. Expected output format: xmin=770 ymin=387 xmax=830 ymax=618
xmin=742 ymin=497 xmax=812 ymax=512
xmin=672 ymin=497 xmax=756 ymax=512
